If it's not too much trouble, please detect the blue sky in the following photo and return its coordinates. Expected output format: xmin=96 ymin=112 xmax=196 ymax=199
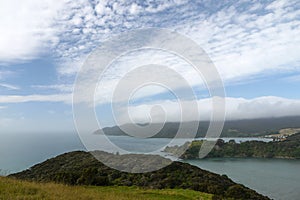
xmin=0 ymin=0 xmax=300 ymax=133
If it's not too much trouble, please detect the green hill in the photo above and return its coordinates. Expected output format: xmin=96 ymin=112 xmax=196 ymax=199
xmin=165 ymin=132 xmax=300 ymax=159
xmin=9 ymin=151 xmax=269 ymax=200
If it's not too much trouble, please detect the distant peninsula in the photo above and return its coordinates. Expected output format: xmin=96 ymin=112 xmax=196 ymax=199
xmin=164 ymin=132 xmax=300 ymax=159
xmin=95 ymin=116 xmax=300 ymax=138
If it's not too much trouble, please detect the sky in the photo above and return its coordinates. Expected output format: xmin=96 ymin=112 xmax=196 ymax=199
xmin=0 ymin=0 xmax=300 ymax=134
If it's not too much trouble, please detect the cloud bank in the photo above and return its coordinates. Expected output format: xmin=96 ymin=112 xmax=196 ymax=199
xmin=121 ymin=96 xmax=300 ymax=123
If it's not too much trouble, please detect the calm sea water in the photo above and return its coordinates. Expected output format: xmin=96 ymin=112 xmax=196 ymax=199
xmin=0 ymin=132 xmax=297 ymax=199
xmin=0 ymin=132 xmax=85 ymax=174
xmin=185 ymin=159 xmax=300 ymax=200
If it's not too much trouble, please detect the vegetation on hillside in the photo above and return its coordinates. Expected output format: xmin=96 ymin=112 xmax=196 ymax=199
xmin=165 ymin=133 xmax=300 ymax=159
xmin=0 ymin=176 xmax=213 ymax=200
xmin=9 ymin=151 xmax=269 ymax=200
xmin=96 ymin=116 xmax=300 ymax=138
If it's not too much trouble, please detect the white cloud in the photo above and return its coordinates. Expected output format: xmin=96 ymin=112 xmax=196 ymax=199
xmin=0 ymin=94 xmax=71 ymax=104
xmin=1 ymin=0 xmax=298 ymax=74
xmin=120 ymin=96 xmax=300 ymax=123
xmin=95 ymin=2 xmax=106 ymax=15
xmin=0 ymin=83 xmax=19 ymax=90
xmin=1 ymin=0 xmax=299 ymax=113
xmin=129 ymin=3 xmax=142 ymax=15
xmin=2 ymin=0 xmax=298 ymax=83
xmin=0 ymin=0 xmax=65 ymax=64
xmin=224 ymin=96 xmax=300 ymax=120
xmin=176 ymin=0 xmax=300 ymax=82
xmin=43 ymin=0 xmax=299 ymax=105
xmin=32 ymin=84 xmax=73 ymax=93
xmin=56 ymin=55 xmax=87 ymax=77
xmin=93 ymin=49 xmax=207 ymax=105
xmin=1 ymin=92 xmax=299 ymax=125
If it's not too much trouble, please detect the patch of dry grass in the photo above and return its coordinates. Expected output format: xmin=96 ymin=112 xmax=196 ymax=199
xmin=0 ymin=176 xmax=212 ymax=200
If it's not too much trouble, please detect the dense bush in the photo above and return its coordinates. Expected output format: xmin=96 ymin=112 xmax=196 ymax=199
xmin=166 ymin=133 xmax=300 ymax=159
xmin=9 ymin=151 xmax=269 ymax=200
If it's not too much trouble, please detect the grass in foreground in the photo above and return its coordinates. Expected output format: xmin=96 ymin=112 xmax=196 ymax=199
xmin=0 ymin=176 xmax=212 ymax=200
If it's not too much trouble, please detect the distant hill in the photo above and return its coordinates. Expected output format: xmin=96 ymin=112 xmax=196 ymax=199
xmin=9 ymin=151 xmax=269 ymax=200
xmin=95 ymin=116 xmax=300 ymax=138
xmin=165 ymin=132 xmax=300 ymax=159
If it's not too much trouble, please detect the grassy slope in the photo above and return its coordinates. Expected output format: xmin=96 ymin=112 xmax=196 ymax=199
xmin=0 ymin=176 xmax=213 ymax=200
